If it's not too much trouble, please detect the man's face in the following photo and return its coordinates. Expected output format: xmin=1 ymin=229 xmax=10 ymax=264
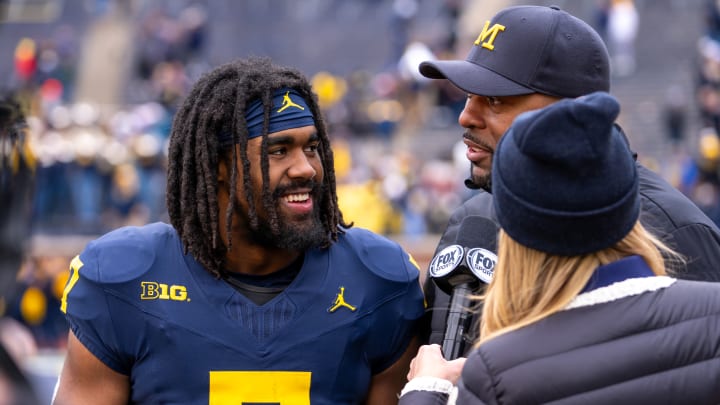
xmin=223 ymin=124 xmax=327 ymax=250
xmin=458 ymin=93 xmax=560 ymax=191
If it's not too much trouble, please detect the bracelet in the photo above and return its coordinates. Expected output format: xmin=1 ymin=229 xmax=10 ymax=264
xmin=400 ymin=376 xmax=455 ymax=397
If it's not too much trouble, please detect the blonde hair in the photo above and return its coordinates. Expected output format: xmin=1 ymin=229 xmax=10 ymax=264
xmin=477 ymin=221 xmax=680 ymax=345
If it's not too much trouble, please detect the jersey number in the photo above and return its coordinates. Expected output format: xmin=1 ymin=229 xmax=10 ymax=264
xmin=61 ymin=258 xmax=313 ymax=404
xmin=209 ymin=371 xmax=311 ymax=405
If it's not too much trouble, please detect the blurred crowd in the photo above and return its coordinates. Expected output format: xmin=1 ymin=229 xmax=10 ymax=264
xmin=6 ymin=0 xmax=720 ymax=357
xmin=2 ymin=0 xmax=472 ymax=351
xmin=677 ymin=0 xmax=720 ymax=227
xmin=8 ymin=1 xmax=472 ymax=241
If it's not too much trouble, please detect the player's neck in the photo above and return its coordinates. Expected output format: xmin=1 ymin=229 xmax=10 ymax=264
xmin=224 ymin=243 xmax=303 ymax=276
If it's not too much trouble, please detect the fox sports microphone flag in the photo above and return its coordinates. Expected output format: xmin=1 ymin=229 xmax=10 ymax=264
xmin=427 ymin=216 xmax=499 ymax=358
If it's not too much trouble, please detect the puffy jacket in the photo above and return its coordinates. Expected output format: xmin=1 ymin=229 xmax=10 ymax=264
xmin=404 ymin=258 xmax=720 ymax=404
xmin=424 ymin=159 xmax=720 ymax=353
xmin=456 ymin=281 xmax=720 ymax=403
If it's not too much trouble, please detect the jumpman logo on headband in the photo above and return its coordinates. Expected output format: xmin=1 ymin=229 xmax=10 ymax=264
xmin=277 ymin=91 xmax=305 ymax=113
xmin=327 ymin=286 xmax=357 ymax=313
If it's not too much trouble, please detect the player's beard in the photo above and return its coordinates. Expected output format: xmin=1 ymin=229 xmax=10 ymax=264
xmin=248 ymin=181 xmax=327 ymax=250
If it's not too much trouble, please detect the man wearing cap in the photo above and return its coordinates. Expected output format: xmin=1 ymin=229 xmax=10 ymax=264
xmin=400 ymin=91 xmax=720 ymax=404
xmin=53 ymin=57 xmax=425 ymax=404
xmin=419 ymin=5 xmax=720 ymax=354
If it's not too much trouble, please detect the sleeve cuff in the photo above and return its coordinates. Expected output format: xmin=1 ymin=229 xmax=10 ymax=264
xmin=400 ymin=376 xmax=455 ymax=397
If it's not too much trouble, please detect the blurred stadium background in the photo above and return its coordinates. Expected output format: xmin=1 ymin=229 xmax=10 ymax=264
xmin=2 ymin=0 xmax=720 ymax=401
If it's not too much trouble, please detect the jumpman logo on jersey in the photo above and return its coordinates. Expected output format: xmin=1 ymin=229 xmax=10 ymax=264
xmin=327 ymin=286 xmax=357 ymax=313
xmin=277 ymin=91 xmax=305 ymax=113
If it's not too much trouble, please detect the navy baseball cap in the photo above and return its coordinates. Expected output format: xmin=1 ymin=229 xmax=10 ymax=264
xmin=419 ymin=6 xmax=610 ymax=98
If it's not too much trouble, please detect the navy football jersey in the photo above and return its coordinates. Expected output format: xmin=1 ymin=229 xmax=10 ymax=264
xmin=61 ymin=222 xmax=425 ymax=404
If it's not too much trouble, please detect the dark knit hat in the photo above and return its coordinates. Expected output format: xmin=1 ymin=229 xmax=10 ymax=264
xmin=418 ymin=5 xmax=609 ymax=98
xmin=491 ymin=92 xmax=639 ymax=256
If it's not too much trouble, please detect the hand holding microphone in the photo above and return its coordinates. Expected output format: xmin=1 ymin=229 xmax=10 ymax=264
xmin=407 ymin=344 xmax=466 ymax=384
xmin=427 ymin=216 xmax=498 ymax=360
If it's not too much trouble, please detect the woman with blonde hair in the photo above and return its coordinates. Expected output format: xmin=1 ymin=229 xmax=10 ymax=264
xmin=400 ymin=92 xmax=720 ymax=404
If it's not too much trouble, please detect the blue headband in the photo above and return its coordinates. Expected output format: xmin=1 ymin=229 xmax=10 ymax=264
xmin=218 ymin=88 xmax=315 ymax=147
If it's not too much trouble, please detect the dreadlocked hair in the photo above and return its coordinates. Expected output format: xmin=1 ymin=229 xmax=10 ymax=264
xmin=166 ymin=57 xmax=350 ymax=278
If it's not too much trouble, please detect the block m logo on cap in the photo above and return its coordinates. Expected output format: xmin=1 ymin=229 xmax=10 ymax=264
xmin=474 ymin=21 xmax=506 ymax=50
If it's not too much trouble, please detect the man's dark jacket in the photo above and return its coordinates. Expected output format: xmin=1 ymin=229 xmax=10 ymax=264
xmin=425 ymin=160 xmax=720 ymax=351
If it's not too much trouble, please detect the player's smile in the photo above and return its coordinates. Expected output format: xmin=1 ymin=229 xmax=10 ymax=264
xmin=280 ymin=190 xmax=314 ymax=216
xmin=274 ymin=178 xmax=320 ymax=219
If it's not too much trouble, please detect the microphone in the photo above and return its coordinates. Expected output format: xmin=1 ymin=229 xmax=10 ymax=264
xmin=427 ymin=216 xmax=498 ymax=359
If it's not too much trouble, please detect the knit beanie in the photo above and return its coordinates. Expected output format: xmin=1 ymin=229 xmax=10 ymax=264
xmin=491 ymin=91 xmax=639 ymax=256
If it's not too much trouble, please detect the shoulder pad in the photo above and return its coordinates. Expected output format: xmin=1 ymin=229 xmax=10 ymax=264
xmin=341 ymin=227 xmax=419 ymax=283
xmin=78 ymin=223 xmax=177 ymax=284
